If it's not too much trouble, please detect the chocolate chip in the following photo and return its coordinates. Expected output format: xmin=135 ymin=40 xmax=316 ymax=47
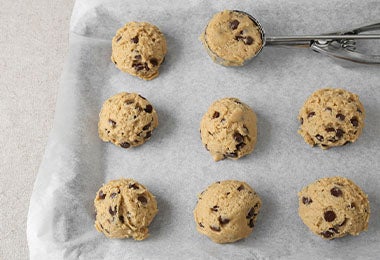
xmin=144 ymin=105 xmax=153 ymax=113
xmin=119 ymin=215 xmax=124 ymax=223
xmin=150 ymin=58 xmax=158 ymax=66
xmin=300 ymin=118 xmax=304 ymax=125
xmin=109 ymin=206 xmax=117 ymax=216
xmin=339 ymin=218 xmax=347 ymax=226
xmin=210 ymin=226 xmax=221 ymax=232
xmin=324 ymin=210 xmax=336 ymax=222
xmin=315 ymin=134 xmax=324 ymax=142
xmin=247 ymin=207 xmax=255 ymax=218
xmin=321 ymin=230 xmax=334 ymax=238
xmin=109 ymin=119 xmax=116 ymax=127
xmin=198 ymin=222 xmax=204 ymax=228
xmin=125 ymin=100 xmax=134 ymax=105
xmin=135 ymin=55 xmax=142 ymax=60
xmin=235 ymin=35 xmax=245 ymax=41
xmin=230 ymin=19 xmax=240 ymax=30
xmin=244 ymin=36 xmax=254 ymax=45
xmin=357 ymin=108 xmax=362 ymax=113
xmin=330 ymin=187 xmax=342 ymax=197
xmin=110 ymin=193 xmax=117 ymax=198
xmin=144 ymin=62 xmax=150 ymax=71
xmin=336 ymin=113 xmax=345 ymax=120
xmin=233 ymin=133 xmax=244 ymax=143
xmin=248 ymin=219 xmax=254 ymax=228
xmin=129 ymin=183 xmax=139 ymax=189
xmin=98 ymin=190 xmax=106 ymax=200
xmin=116 ymin=36 xmax=122 ymax=42
xmin=225 ymin=152 xmax=237 ymax=158
xmin=325 ymin=127 xmax=335 ymax=132
xmin=135 ymin=104 xmax=143 ymax=112
xmin=139 ymin=95 xmax=147 ymax=100
xmin=326 ymin=107 xmax=332 ymax=112
xmin=131 ymin=36 xmax=139 ymax=43
xmin=218 ymin=216 xmax=230 ymax=225
xmin=211 ymin=205 xmax=219 ymax=212
xmin=226 ymin=192 xmax=230 ymax=196
xmin=236 ymin=142 xmax=246 ymax=151
xmin=132 ymin=62 xmax=145 ymax=71
xmin=212 ymin=111 xmax=220 ymax=119
xmin=143 ymin=123 xmax=151 ymax=131
xmin=329 ymin=227 xmax=339 ymax=234
xmin=335 ymin=129 xmax=345 ymax=138
xmin=145 ymin=131 xmax=152 ymax=139
xmin=120 ymin=142 xmax=130 ymax=148
xmin=349 ymin=202 xmax=356 ymax=209
xmin=302 ymin=197 xmax=312 ymax=205
xmin=307 ymin=112 xmax=315 ymax=118
xmin=237 ymin=185 xmax=245 ymax=191
xmin=350 ymin=117 xmax=358 ymax=127
xmin=138 ymin=196 xmax=147 ymax=205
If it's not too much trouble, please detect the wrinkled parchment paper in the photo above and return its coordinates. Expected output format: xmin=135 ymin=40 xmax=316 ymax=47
xmin=28 ymin=0 xmax=380 ymax=259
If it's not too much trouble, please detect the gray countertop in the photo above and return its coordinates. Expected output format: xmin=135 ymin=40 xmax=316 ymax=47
xmin=0 ymin=0 xmax=74 ymax=258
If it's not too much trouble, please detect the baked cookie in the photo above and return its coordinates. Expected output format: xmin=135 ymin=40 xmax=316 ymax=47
xmin=94 ymin=178 xmax=158 ymax=240
xmin=98 ymin=92 xmax=158 ymax=148
xmin=111 ymin=22 xmax=167 ymax=80
xmin=194 ymin=180 xmax=261 ymax=243
xmin=298 ymin=177 xmax=370 ymax=240
xmin=298 ymin=88 xmax=365 ymax=149
xmin=200 ymin=97 xmax=257 ymax=161
xmin=201 ymin=10 xmax=263 ymax=66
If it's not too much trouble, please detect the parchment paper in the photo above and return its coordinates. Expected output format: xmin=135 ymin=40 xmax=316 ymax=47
xmin=27 ymin=0 xmax=380 ymax=259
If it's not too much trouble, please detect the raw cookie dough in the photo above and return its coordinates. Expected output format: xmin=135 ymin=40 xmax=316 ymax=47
xmin=201 ymin=10 xmax=263 ymax=66
xmin=200 ymin=97 xmax=257 ymax=161
xmin=194 ymin=180 xmax=261 ymax=243
xmin=111 ymin=22 xmax=167 ymax=80
xmin=94 ymin=178 xmax=158 ymax=240
xmin=298 ymin=88 xmax=365 ymax=149
xmin=98 ymin=92 xmax=158 ymax=148
xmin=298 ymin=176 xmax=370 ymax=240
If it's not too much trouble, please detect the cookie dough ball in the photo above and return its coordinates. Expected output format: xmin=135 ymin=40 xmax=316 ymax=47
xmin=298 ymin=88 xmax=365 ymax=149
xmin=94 ymin=178 xmax=158 ymax=240
xmin=98 ymin=92 xmax=158 ymax=148
xmin=200 ymin=98 xmax=257 ymax=161
xmin=298 ymin=177 xmax=370 ymax=240
xmin=111 ymin=22 xmax=167 ymax=80
xmin=201 ymin=10 xmax=263 ymax=66
xmin=194 ymin=180 xmax=261 ymax=243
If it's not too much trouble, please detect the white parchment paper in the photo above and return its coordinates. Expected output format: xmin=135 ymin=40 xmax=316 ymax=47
xmin=27 ymin=0 xmax=380 ymax=259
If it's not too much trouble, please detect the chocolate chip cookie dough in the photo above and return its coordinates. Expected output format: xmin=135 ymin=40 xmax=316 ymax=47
xmin=111 ymin=22 xmax=167 ymax=80
xmin=298 ymin=177 xmax=370 ymax=240
xmin=201 ymin=10 xmax=263 ymax=66
xmin=298 ymin=88 xmax=365 ymax=149
xmin=200 ymin=97 xmax=257 ymax=161
xmin=94 ymin=178 xmax=158 ymax=240
xmin=194 ymin=180 xmax=261 ymax=243
xmin=98 ymin=92 xmax=158 ymax=148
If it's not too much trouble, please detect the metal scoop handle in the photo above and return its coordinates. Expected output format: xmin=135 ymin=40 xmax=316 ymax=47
xmin=265 ymin=21 xmax=380 ymax=64
xmin=266 ymin=34 xmax=380 ymax=44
